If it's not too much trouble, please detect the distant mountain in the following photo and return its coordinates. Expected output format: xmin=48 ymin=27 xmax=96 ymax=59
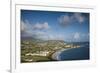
xmin=46 ymin=40 xmax=65 ymax=43
xmin=21 ymin=36 xmax=36 ymax=40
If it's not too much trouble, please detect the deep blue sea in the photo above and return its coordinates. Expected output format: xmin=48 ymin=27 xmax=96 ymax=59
xmin=59 ymin=42 xmax=90 ymax=60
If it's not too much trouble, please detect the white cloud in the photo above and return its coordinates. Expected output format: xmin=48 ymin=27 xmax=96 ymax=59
xmin=58 ymin=13 xmax=85 ymax=27
xmin=33 ymin=22 xmax=50 ymax=30
xmin=47 ymin=34 xmax=65 ymax=40
xmin=21 ymin=20 xmax=51 ymax=40
xmin=58 ymin=14 xmax=70 ymax=27
xmin=74 ymin=32 xmax=80 ymax=40
xmin=73 ymin=13 xmax=85 ymax=23
xmin=21 ymin=21 xmax=27 ymax=32
xmin=21 ymin=21 xmax=33 ymax=38
xmin=35 ymin=31 xmax=45 ymax=35
xmin=72 ymin=32 xmax=89 ymax=42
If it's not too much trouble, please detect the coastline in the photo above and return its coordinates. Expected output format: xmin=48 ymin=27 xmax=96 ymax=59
xmin=51 ymin=48 xmax=73 ymax=61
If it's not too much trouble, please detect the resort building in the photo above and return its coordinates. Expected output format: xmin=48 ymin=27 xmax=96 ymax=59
xmin=25 ymin=51 xmax=50 ymax=56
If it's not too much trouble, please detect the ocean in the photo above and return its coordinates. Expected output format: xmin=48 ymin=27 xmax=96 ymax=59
xmin=59 ymin=42 xmax=90 ymax=61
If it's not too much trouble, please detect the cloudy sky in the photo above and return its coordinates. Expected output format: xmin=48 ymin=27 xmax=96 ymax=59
xmin=21 ymin=10 xmax=89 ymax=42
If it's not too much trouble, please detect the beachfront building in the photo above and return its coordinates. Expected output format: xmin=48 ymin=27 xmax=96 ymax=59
xmin=25 ymin=51 xmax=50 ymax=56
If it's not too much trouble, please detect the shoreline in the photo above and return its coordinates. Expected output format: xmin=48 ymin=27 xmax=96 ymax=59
xmin=51 ymin=48 xmax=73 ymax=60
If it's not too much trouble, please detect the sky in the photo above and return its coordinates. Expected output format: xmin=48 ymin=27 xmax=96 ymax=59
xmin=21 ymin=10 xmax=89 ymax=42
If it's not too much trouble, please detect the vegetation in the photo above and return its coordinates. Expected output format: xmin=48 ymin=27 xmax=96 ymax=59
xmin=21 ymin=40 xmax=80 ymax=63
